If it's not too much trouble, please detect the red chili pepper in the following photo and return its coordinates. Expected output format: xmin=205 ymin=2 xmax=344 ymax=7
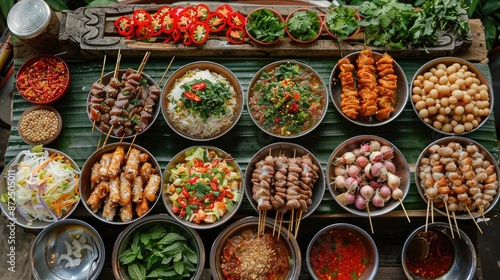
xmin=150 ymin=14 xmax=164 ymax=37
xmin=191 ymin=81 xmax=207 ymax=91
xmin=193 ymin=158 xmax=203 ymax=167
xmin=132 ymin=9 xmax=152 ymax=25
xmin=225 ymin=190 xmax=234 ymax=199
xmin=178 ymin=198 xmax=188 ymax=208
xmin=215 ymin=4 xmax=233 ymax=18
xmin=155 ymin=5 xmax=171 ymax=18
xmin=226 ymin=26 xmax=246 ymax=44
xmin=179 ymin=210 xmax=186 ymax=217
xmin=182 ymin=30 xmax=192 ymax=46
xmin=161 ymin=11 xmax=178 ymax=34
xmin=207 ymin=12 xmax=226 ymax=32
xmin=294 ymin=92 xmax=301 ymax=101
xmin=190 ymin=21 xmax=209 ymax=44
xmin=181 ymin=187 xmax=190 ymax=198
xmin=184 ymin=91 xmax=201 ymax=101
xmin=171 ymin=204 xmax=180 ymax=214
xmin=211 ymin=182 xmax=218 ymax=191
xmin=189 ymin=176 xmax=199 ymax=184
xmin=135 ymin=23 xmax=153 ymax=40
xmin=114 ymin=16 xmax=134 ymax=37
xmin=195 ymin=4 xmax=210 ymax=21
xmin=227 ymin=11 xmax=245 ymax=28
xmin=178 ymin=10 xmax=194 ymax=31
xmin=211 ymin=158 xmax=220 ymax=167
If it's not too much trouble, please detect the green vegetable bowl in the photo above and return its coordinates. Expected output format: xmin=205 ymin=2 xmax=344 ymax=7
xmin=324 ymin=6 xmax=361 ymax=41
xmin=112 ymin=214 xmax=205 ymax=280
xmin=285 ymin=8 xmax=323 ymax=43
xmin=245 ymin=7 xmax=285 ymax=45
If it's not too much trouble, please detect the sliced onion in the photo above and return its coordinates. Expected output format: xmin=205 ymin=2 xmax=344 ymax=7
xmin=16 ymin=204 xmax=37 ymax=222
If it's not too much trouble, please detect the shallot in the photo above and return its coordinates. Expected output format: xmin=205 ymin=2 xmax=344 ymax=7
xmin=380 ymin=145 xmax=394 ymax=159
xmin=356 ymin=155 xmax=369 ymax=168
xmin=338 ymin=151 xmax=355 ymax=164
xmin=360 ymin=185 xmax=374 ymax=201
xmin=347 ymin=164 xmax=361 ymax=177
xmin=346 ymin=191 xmax=355 ymax=204
xmin=372 ymin=190 xmax=385 ymax=207
xmin=370 ymin=140 xmax=381 ymax=152
xmin=370 ymin=162 xmax=387 ymax=180
xmin=383 ymin=160 xmax=396 ymax=173
xmin=345 ymin=177 xmax=359 ymax=192
xmin=391 ymin=187 xmax=404 ymax=200
xmin=379 ymin=184 xmax=392 ymax=198
xmin=334 ymin=175 xmax=346 ymax=189
xmin=354 ymin=195 xmax=367 ymax=210
xmin=387 ymin=172 xmax=401 ymax=190
xmin=369 ymin=151 xmax=383 ymax=163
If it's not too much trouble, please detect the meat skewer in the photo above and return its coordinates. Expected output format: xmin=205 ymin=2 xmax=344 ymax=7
xmin=375 ymin=53 xmax=397 ymax=120
xmin=357 ymin=49 xmax=378 ymax=117
xmin=338 ymin=57 xmax=360 ymax=119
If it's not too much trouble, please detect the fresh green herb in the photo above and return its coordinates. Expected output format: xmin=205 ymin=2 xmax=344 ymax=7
xmin=117 ymin=224 xmax=198 ymax=280
xmin=324 ymin=5 xmax=360 ymax=41
xmin=246 ymin=8 xmax=285 ymax=43
xmin=286 ymin=9 xmax=321 ymax=41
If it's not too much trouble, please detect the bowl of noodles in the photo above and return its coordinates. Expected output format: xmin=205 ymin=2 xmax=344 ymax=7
xmin=160 ymin=61 xmax=244 ymax=141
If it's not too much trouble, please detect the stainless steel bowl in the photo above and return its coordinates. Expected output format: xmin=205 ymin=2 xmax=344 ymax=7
xmin=401 ymin=222 xmax=476 ymax=280
xmin=160 ymin=61 xmax=244 ymax=141
xmin=410 ymin=57 xmax=494 ymax=135
xmin=210 ymin=216 xmax=301 ymax=280
xmin=30 ymin=219 xmax=105 ymax=280
xmin=329 ymin=51 xmax=408 ymax=126
xmin=112 ymin=214 xmax=205 ymax=280
xmin=244 ymin=142 xmax=325 ymax=223
xmin=327 ymin=135 xmax=410 ymax=217
xmin=306 ymin=223 xmax=379 ymax=280
xmin=79 ymin=142 xmax=162 ymax=225
xmin=415 ymin=136 xmax=500 ymax=220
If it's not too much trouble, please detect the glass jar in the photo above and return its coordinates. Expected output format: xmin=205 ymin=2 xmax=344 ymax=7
xmin=7 ymin=0 xmax=60 ymax=53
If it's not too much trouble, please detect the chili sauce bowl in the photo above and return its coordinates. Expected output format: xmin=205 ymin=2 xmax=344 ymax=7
xmin=327 ymin=135 xmax=410 ymax=218
xmin=329 ymin=51 xmax=408 ymax=126
xmin=18 ymin=104 xmax=62 ymax=146
xmin=307 ymin=223 xmax=379 ymax=280
xmin=79 ymin=142 xmax=162 ymax=225
xmin=162 ymin=145 xmax=244 ymax=230
xmin=16 ymin=54 xmax=70 ymax=105
xmin=160 ymin=61 xmax=244 ymax=141
xmin=244 ymin=142 xmax=325 ymax=224
xmin=112 ymin=214 xmax=205 ymax=280
xmin=30 ymin=219 xmax=105 ymax=280
xmin=247 ymin=60 xmax=328 ymax=138
xmin=210 ymin=216 xmax=301 ymax=280
xmin=401 ymin=222 xmax=476 ymax=280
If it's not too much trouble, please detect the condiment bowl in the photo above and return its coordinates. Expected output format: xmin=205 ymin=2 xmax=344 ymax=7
xmin=415 ymin=136 xmax=500 ymax=220
xmin=410 ymin=57 xmax=493 ymax=135
xmin=245 ymin=8 xmax=285 ymax=45
xmin=16 ymin=54 xmax=70 ymax=104
xmin=87 ymin=69 xmax=160 ymax=139
xmin=401 ymin=222 xmax=476 ymax=280
xmin=112 ymin=214 xmax=205 ymax=280
xmin=307 ymin=223 xmax=379 ymax=280
xmin=210 ymin=216 xmax=301 ymax=280
xmin=244 ymin=142 xmax=325 ymax=223
xmin=79 ymin=142 xmax=162 ymax=225
xmin=0 ymin=147 xmax=80 ymax=229
xmin=162 ymin=145 xmax=244 ymax=229
xmin=18 ymin=104 xmax=62 ymax=146
xmin=30 ymin=219 xmax=105 ymax=280
xmin=160 ymin=61 xmax=244 ymax=141
xmin=327 ymin=135 xmax=410 ymax=217
xmin=329 ymin=51 xmax=408 ymax=126
xmin=285 ymin=8 xmax=323 ymax=44
xmin=247 ymin=60 xmax=328 ymax=138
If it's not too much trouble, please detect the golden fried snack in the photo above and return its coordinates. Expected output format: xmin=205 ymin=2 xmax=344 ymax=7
xmin=375 ymin=53 xmax=397 ymax=121
xmin=107 ymin=146 xmax=125 ymax=178
xmin=124 ymin=148 xmax=141 ymax=180
xmin=356 ymin=50 xmax=378 ymax=117
xmin=338 ymin=57 xmax=361 ymax=119
xmin=119 ymin=173 xmax=132 ymax=207
xmin=144 ymin=174 xmax=161 ymax=202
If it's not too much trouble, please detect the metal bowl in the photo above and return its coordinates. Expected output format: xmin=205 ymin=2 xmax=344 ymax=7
xmin=112 ymin=214 xmax=205 ymax=280
xmin=247 ymin=60 xmax=328 ymax=138
xmin=18 ymin=105 xmax=62 ymax=146
xmin=162 ymin=145 xmax=244 ymax=229
xmin=79 ymin=142 xmax=162 ymax=225
xmin=327 ymin=135 xmax=410 ymax=217
xmin=160 ymin=61 xmax=244 ymax=141
xmin=0 ymin=147 xmax=80 ymax=229
xmin=244 ymin=142 xmax=325 ymax=223
xmin=16 ymin=54 xmax=70 ymax=105
xmin=86 ymin=69 xmax=160 ymax=139
xmin=415 ymin=136 xmax=500 ymax=220
xmin=306 ymin=223 xmax=379 ymax=280
xmin=329 ymin=51 xmax=408 ymax=126
xmin=401 ymin=222 xmax=476 ymax=280
xmin=210 ymin=216 xmax=301 ymax=280
xmin=30 ymin=219 xmax=105 ymax=280
xmin=410 ymin=57 xmax=494 ymax=135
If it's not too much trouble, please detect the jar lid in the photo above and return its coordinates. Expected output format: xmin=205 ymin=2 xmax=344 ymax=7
xmin=7 ymin=0 xmax=51 ymax=39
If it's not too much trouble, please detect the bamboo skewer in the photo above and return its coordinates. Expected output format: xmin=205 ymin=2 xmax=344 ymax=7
xmin=96 ymin=129 xmax=103 ymax=149
xmin=102 ymin=124 xmax=114 ymax=147
xmin=425 ymin=198 xmax=430 ymax=232
xmin=92 ymin=55 xmax=108 ymax=134
xmin=444 ymin=201 xmax=455 ymax=239
xmin=367 ymin=203 xmax=374 ymax=234
xmin=294 ymin=211 xmax=303 ymax=238
xmin=465 ymin=205 xmax=483 ymax=234
xmin=137 ymin=51 xmax=151 ymax=75
xmin=127 ymin=130 xmax=140 ymax=156
xmin=113 ymin=49 xmax=121 ymax=79
xmin=399 ymin=198 xmax=411 ymax=223
xmin=158 ymin=56 xmax=176 ymax=86
xmin=452 ymin=212 xmax=461 ymax=239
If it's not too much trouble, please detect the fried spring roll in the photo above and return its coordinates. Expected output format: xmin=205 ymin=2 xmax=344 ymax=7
xmin=119 ymin=173 xmax=132 ymax=207
xmin=102 ymin=198 xmax=117 ymax=221
xmin=108 ymin=176 xmax=120 ymax=203
xmin=86 ymin=181 xmax=109 ymax=213
xmin=140 ymin=162 xmax=153 ymax=183
xmin=144 ymin=174 xmax=161 ymax=202
xmin=120 ymin=203 xmax=133 ymax=222
xmin=132 ymin=176 xmax=144 ymax=203
xmin=90 ymin=162 xmax=101 ymax=184
xmin=107 ymin=146 xmax=125 ymax=178
xmin=98 ymin=153 xmax=113 ymax=178
xmin=136 ymin=198 xmax=149 ymax=217
xmin=124 ymin=148 xmax=141 ymax=180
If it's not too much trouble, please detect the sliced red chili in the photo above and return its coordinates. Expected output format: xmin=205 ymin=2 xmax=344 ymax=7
xmin=190 ymin=21 xmax=209 ymax=44
xmin=150 ymin=14 xmax=163 ymax=37
xmin=114 ymin=16 xmax=134 ymax=37
xmin=195 ymin=4 xmax=210 ymax=21
xmin=227 ymin=11 xmax=245 ymax=28
xmin=182 ymin=30 xmax=192 ymax=46
xmin=178 ymin=10 xmax=194 ymax=31
xmin=207 ymin=12 xmax=226 ymax=32
xmin=191 ymin=81 xmax=207 ymax=91
xmin=155 ymin=5 xmax=171 ymax=18
xmin=184 ymin=91 xmax=201 ymax=101
xmin=215 ymin=4 xmax=233 ymax=18
xmin=132 ymin=9 xmax=152 ymax=25
xmin=161 ymin=11 xmax=178 ymax=34
xmin=135 ymin=23 xmax=153 ymax=40
xmin=226 ymin=26 xmax=246 ymax=44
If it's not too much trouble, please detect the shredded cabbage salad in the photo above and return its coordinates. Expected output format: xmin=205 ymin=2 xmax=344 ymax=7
xmin=1 ymin=146 xmax=80 ymax=226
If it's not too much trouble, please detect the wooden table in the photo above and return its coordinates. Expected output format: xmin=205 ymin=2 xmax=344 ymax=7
xmin=5 ymin=3 xmax=498 ymax=280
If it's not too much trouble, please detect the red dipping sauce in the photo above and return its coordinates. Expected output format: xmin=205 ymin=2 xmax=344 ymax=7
xmin=309 ymin=228 xmax=369 ymax=280
xmin=406 ymin=230 xmax=455 ymax=279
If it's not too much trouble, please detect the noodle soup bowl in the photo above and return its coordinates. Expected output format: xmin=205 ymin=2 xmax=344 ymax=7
xmin=160 ymin=61 xmax=244 ymax=141
xmin=0 ymin=147 xmax=80 ymax=229
xmin=210 ymin=216 xmax=301 ymax=280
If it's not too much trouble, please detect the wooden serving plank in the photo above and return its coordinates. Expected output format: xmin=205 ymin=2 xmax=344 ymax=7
xmin=57 ymin=4 xmax=473 ymax=60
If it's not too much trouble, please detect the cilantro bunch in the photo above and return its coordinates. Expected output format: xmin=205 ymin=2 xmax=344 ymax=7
xmin=324 ymin=5 xmax=360 ymax=41
xmin=246 ymin=8 xmax=286 ymax=43
xmin=286 ymin=9 xmax=322 ymax=42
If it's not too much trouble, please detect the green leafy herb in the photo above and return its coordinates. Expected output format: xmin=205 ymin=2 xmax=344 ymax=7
xmin=286 ymin=10 xmax=321 ymax=41
xmin=118 ymin=224 xmax=198 ymax=280
xmin=246 ymin=8 xmax=286 ymax=43
xmin=324 ymin=5 xmax=360 ymax=41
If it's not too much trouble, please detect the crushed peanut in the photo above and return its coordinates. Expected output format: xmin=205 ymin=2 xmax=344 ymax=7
xmin=19 ymin=108 xmax=59 ymax=143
